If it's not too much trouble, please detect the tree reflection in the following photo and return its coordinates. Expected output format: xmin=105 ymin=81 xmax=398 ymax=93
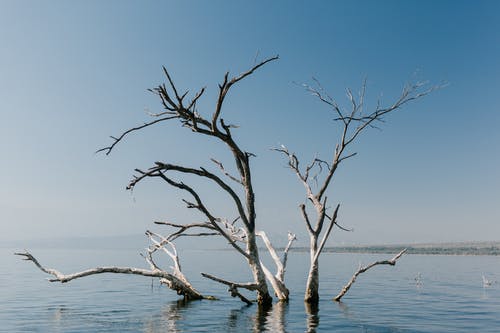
xmin=144 ymin=300 xmax=292 ymax=332
xmin=252 ymin=304 xmax=271 ymax=332
xmin=305 ymin=302 xmax=320 ymax=333
xmin=260 ymin=302 xmax=288 ymax=332
xmin=226 ymin=302 xmax=289 ymax=332
xmin=143 ymin=298 xmax=193 ymax=333
xmin=336 ymin=300 xmax=352 ymax=319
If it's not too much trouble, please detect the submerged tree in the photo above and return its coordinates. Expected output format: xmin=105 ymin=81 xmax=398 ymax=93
xmin=18 ymin=56 xmax=299 ymax=306
xmin=17 ymin=56 xmax=434 ymax=306
xmin=276 ymin=79 xmax=436 ymax=303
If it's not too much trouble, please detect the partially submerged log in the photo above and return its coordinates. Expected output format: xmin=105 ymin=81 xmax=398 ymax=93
xmin=15 ymin=231 xmax=215 ymax=301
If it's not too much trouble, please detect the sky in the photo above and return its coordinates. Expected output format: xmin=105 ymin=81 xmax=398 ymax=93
xmin=1 ymin=0 xmax=499 ymax=247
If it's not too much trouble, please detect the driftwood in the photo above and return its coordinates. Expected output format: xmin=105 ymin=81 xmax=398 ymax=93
xmin=333 ymin=249 xmax=407 ymax=301
xmin=15 ymin=231 xmax=214 ymax=300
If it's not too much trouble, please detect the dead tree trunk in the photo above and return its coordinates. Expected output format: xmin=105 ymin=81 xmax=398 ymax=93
xmin=305 ymin=238 xmax=320 ymax=303
xmin=276 ymin=79 xmax=437 ymax=304
xmin=301 ymin=202 xmax=340 ymax=303
xmin=97 ymin=56 xmax=279 ymax=305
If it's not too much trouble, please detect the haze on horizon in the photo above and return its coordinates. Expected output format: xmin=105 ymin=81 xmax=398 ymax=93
xmin=1 ymin=1 xmax=499 ymax=247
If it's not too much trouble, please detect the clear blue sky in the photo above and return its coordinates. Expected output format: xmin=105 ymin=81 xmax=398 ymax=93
xmin=1 ymin=0 xmax=499 ymax=245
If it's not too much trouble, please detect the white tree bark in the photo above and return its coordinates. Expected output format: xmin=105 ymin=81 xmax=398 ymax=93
xmin=256 ymin=231 xmax=296 ymax=301
xmin=15 ymin=249 xmax=209 ymax=300
xmin=15 ymin=229 xmax=217 ymax=300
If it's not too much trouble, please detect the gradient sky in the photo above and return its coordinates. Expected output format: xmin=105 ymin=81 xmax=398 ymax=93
xmin=1 ymin=0 xmax=499 ymax=246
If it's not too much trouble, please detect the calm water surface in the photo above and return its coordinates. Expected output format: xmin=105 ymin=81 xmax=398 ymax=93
xmin=1 ymin=246 xmax=499 ymax=332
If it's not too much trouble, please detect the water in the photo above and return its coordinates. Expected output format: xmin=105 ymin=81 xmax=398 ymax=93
xmin=2 ymin=246 xmax=500 ymax=332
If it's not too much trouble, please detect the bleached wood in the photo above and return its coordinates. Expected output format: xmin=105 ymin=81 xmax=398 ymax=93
xmin=255 ymin=231 xmax=296 ymax=301
xmin=333 ymin=249 xmax=407 ymax=302
xmin=15 ymin=250 xmax=208 ymax=300
xmin=279 ymin=232 xmax=297 ymax=282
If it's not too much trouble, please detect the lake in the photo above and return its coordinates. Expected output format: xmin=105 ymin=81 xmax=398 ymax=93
xmin=1 ymin=246 xmax=499 ymax=332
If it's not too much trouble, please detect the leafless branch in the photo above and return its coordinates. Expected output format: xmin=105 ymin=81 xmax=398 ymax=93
xmin=96 ymin=115 xmax=178 ymax=155
xmin=256 ymin=231 xmax=285 ymax=275
xmin=281 ymin=232 xmax=297 ymax=280
xmin=201 ymin=272 xmax=258 ymax=291
xmin=228 ymin=285 xmax=253 ymax=305
xmin=15 ymin=250 xmax=209 ymax=300
xmin=333 ymin=249 xmax=407 ymax=301
xmin=255 ymin=231 xmax=297 ymax=301
xmin=211 ymin=158 xmax=243 ymax=185
xmin=325 ymin=212 xmax=353 ymax=232
xmin=212 ymin=56 xmax=279 ymax=132
xmin=314 ymin=204 xmax=340 ymax=263
xmin=151 ymin=169 xmax=249 ymax=258
xmin=152 ymin=171 xmax=250 ymax=258
xmin=299 ymin=204 xmax=315 ymax=235
xmin=201 ymin=272 xmax=257 ymax=305
xmin=146 ymin=231 xmax=183 ymax=272
xmin=273 ymin=146 xmax=316 ymax=201
xmin=128 ymin=162 xmax=250 ymax=231
xmin=153 ymin=221 xmax=218 ymax=241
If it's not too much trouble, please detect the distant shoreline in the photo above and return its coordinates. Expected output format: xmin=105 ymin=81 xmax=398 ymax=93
xmin=291 ymin=242 xmax=500 ymax=256
xmin=4 ymin=237 xmax=500 ymax=256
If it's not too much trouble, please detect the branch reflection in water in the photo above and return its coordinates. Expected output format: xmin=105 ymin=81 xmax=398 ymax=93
xmin=227 ymin=302 xmax=288 ymax=332
xmin=142 ymin=300 xmax=292 ymax=332
xmin=257 ymin=302 xmax=288 ymax=333
xmin=305 ymin=302 xmax=319 ymax=333
xmin=143 ymin=298 xmax=193 ymax=333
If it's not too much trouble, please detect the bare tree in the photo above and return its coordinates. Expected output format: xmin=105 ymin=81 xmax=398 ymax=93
xmin=16 ymin=56 xmax=299 ymax=306
xmin=16 ymin=55 xmax=427 ymax=307
xmin=98 ymin=56 xmax=281 ymax=305
xmin=276 ymin=78 xmax=437 ymax=303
